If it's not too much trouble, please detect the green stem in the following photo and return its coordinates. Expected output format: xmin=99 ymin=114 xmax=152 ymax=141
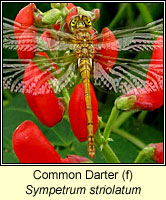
xmin=134 ymin=146 xmax=154 ymax=163
xmin=62 ymin=88 xmax=70 ymax=116
xmin=127 ymin=4 xmax=134 ymax=25
xmin=137 ymin=111 xmax=148 ymax=123
xmin=135 ymin=3 xmax=153 ymax=23
xmin=95 ymin=131 xmax=120 ymax=163
xmin=108 ymin=3 xmax=128 ymax=29
xmin=102 ymin=144 xmax=120 ymax=163
xmin=103 ymin=106 xmax=120 ymax=140
xmin=112 ymin=127 xmax=146 ymax=149
xmin=62 ymin=88 xmax=70 ymax=105
xmin=113 ymin=111 xmax=134 ymax=128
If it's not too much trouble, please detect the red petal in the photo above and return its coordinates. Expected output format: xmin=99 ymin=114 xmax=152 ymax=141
xmin=40 ymin=29 xmax=57 ymax=50
xmin=17 ymin=26 xmax=37 ymax=60
xmin=67 ymin=155 xmax=90 ymax=163
xmin=12 ymin=121 xmax=62 ymax=163
xmin=65 ymin=7 xmax=78 ymax=32
xmin=146 ymin=36 xmax=163 ymax=90
xmin=52 ymin=23 xmax=61 ymax=31
xmin=92 ymin=9 xmax=100 ymax=21
xmin=124 ymin=36 xmax=163 ymax=111
xmin=23 ymin=61 xmax=65 ymax=127
xmin=134 ymin=89 xmax=163 ymax=111
xmin=95 ymin=27 xmax=118 ymax=72
xmin=61 ymin=155 xmax=90 ymax=163
xmin=69 ymin=82 xmax=98 ymax=142
xmin=14 ymin=3 xmax=36 ymax=40
xmin=67 ymin=3 xmax=75 ymax=10
xmin=134 ymin=36 xmax=163 ymax=111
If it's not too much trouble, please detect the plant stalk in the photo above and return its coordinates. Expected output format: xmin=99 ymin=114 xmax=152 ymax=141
xmin=103 ymin=106 xmax=120 ymax=140
xmin=135 ymin=3 xmax=153 ymax=23
xmin=95 ymin=130 xmax=120 ymax=163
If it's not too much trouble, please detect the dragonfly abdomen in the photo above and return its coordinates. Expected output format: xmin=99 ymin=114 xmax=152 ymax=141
xmin=78 ymin=58 xmax=95 ymax=159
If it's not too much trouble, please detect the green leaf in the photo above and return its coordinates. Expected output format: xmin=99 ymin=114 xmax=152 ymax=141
xmin=109 ymin=134 xmax=140 ymax=163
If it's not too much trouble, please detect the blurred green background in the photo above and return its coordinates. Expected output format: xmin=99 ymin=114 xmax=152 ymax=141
xmin=3 ymin=2 xmax=164 ymax=163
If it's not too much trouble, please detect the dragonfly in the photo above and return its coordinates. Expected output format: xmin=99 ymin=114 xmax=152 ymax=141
xmin=3 ymin=12 xmax=163 ymax=158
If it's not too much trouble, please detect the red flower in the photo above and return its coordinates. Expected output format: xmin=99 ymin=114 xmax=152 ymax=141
xmin=117 ymin=36 xmax=163 ymax=111
xmin=95 ymin=27 xmax=118 ymax=73
xmin=69 ymin=82 xmax=98 ymax=142
xmin=133 ymin=36 xmax=163 ymax=111
xmin=23 ymin=59 xmax=65 ymax=127
xmin=149 ymin=143 xmax=163 ymax=163
xmin=12 ymin=121 xmax=88 ymax=163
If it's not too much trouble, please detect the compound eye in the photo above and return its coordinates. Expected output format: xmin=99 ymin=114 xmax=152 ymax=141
xmin=71 ymin=19 xmax=77 ymax=27
xmin=84 ymin=17 xmax=92 ymax=26
xmin=87 ymin=19 xmax=91 ymax=25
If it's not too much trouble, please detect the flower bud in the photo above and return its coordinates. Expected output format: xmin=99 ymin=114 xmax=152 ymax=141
xmin=51 ymin=3 xmax=68 ymax=9
xmin=149 ymin=143 xmax=163 ymax=163
xmin=115 ymin=95 xmax=137 ymax=110
xmin=42 ymin=8 xmax=62 ymax=24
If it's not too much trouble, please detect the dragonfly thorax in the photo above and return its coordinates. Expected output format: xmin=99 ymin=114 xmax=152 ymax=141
xmin=73 ymin=29 xmax=95 ymax=59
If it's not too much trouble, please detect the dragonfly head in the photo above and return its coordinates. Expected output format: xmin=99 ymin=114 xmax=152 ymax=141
xmin=69 ymin=15 xmax=92 ymax=32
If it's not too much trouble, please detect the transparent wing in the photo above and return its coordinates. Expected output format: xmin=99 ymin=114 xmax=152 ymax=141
xmin=92 ymin=19 xmax=163 ymax=95
xmin=3 ymin=54 xmax=78 ymax=95
xmin=93 ymin=18 xmax=163 ymax=55
xmin=3 ymin=17 xmax=75 ymax=53
xmin=92 ymin=57 xmax=163 ymax=95
xmin=114 ymin=19 xmax=163 ymax=52
xmin=3 ymin=17 xmax=79 ymax=95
